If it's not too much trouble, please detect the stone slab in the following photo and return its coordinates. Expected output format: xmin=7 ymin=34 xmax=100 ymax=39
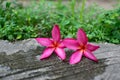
xmin=0 ymin=39 xmax=120 ymax=80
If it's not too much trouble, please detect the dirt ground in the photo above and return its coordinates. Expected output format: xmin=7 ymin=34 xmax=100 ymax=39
xmin=16 ymin=0 xmax=120 ymax=9
xmin=86 ymin=0 xmax=119 ymax=9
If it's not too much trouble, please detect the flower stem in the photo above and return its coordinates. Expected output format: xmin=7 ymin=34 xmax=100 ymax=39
xmin=71 ymin=0 xmax=76 ymax=17
xmin=80 ymin=0 xmax=86 ymax=22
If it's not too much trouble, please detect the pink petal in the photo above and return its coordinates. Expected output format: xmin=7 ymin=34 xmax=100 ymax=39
xmin=36 ymin=38 xmax=52 ymax=47
xmin=40 ymin=47 xmax=55 ymax=60
xmin=84 ymin=50 xmax=98 ymax=62
xmin=58 ymin=41 xmax=66 ymax=48
xmin=63 ymin=38 xmax=79 ymax=50
xmin=69 ymin=50 xmax=83 ymax=64
xmin=87 ymin=43 xmax=100 ymax=51
xmin=77 ymin=29 xmax=88 ymax=45
xmin=55 ymin=48 xmax=66 ymax=60
xmin=52 ymin=24 xmax=61 ymax=42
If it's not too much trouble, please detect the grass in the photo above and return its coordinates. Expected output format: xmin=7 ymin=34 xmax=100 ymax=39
xmin=0 ymin=0 xmax=120 ymax=44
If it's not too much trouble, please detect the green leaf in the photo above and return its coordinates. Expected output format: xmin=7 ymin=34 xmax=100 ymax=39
xmin=8 ymin=35 xmax=13 ymax=40
xmin=6 ymin=2 xmax=11 ymax=8
xmin=16 ymin=35 xmax=22 ymax=39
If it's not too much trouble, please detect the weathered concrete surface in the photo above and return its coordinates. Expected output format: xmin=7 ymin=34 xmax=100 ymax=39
xmin=0 ymin=39 xmax=120 ymax=80
xmin=0 ymin=39 xmax=39 ymax=55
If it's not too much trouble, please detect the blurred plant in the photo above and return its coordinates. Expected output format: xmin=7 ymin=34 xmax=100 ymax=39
xmin=0 ymin=0 xmax=119 ymax=43
xmin=80 ymin=0 xmax=86 ymax=22
xmin=0 ymin=1 xmax=38 ymax=41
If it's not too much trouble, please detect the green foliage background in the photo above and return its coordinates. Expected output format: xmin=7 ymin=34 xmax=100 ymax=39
xmin=0 ymin=0 xmax=120 ymax=43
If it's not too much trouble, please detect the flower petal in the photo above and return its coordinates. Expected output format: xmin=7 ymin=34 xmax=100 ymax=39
xmin=69 ymin=50 xmax=83 ymax=64
xmin=87 ymin=43 xmax=100 ymax=51
xmin=40 ymin=47 xmax=54 ymax=60
xmin=77 ymin=29 xmax=88 ymax=45
xmin=52 ymin=24 xmax=61 ymax=42
xmin=63 ymin=38 xmax=79 ymax=50
xmin=84 ymin=50 xmax=98 ymax=62
xmin=55 ymin=48 xmax=66 ymax=60
xmin=59 ymin=41 xmax=66 ymax=48
xmin=36 ymin=38 xmax=52 ymax=47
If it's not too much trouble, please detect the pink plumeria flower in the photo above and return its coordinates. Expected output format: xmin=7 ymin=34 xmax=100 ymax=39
xmin=36 ymin=25 xmax=66 ymax=60
xmin=63 ymin=29 xmax=100 ymax=64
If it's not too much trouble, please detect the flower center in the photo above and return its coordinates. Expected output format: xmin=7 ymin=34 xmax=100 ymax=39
xmin=53 ymin=41 xmax=59 ymax=48
xmin=81 ymin=46 xmax=86 ymax=50
xmin=78 ymin=45 xmax=86 ymax=51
